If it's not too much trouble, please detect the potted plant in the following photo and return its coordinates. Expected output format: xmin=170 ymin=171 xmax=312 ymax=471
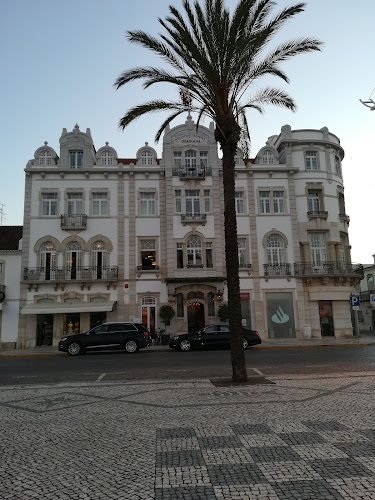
xmin=159 ymin=305 xmax=175 ymax=344
xmin=217 ymin=303 xmax=229 ymax=323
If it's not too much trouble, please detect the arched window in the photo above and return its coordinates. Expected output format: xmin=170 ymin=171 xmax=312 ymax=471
xmin=187 ymin=235 xmax=202 ymax=267
xmin=367 ymin=274 xmax=374 ymax=292
xmin=91 ymin=241 xmax=108 ymax=279
xmin=66 ymin=241 xmax=82 ymax=280
xmin=141 ymin=150 xmax=153 ymax=165
xmin=39 ymin=150 xmax=52 ymax=165
xmin=266 ymin=234 xmax=285 ymax=265
xmin=101 ymin=151 xmax=113 ymax=165
xmin=40 ymin=242 xmax=56 ymax=280
xmin=262 ymin=150 xmax=274 ymax=164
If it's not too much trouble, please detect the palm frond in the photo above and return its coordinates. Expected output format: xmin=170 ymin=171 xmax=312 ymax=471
xmin=118 ymin=100 xmax=186 ymax=130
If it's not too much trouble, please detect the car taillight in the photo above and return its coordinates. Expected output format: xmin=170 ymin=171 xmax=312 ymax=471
xmin=254 ymin=331 xmax=259 ymax=336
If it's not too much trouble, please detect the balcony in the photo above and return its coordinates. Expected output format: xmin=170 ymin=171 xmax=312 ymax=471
xmin=181 ymin=213 xmax=207 ymax=225
xmin=172 ymin=165 xmax=212 ymax=179
xmin=0 ymin=285 xmax=5 ymax=302
xmin=136 ymin=265 xmax=160 ymax=272
xmin=24 ymin=266 xmax=118 ymax=282
xmin=294 ymin=261 xmax=364 ymax=278
xmin=264 ymin=263 xmax=291 ymax=276
xmin=307 ymin=210 xmax=328 ymax=219
xmin=339 ymin=213 xmax=350 ymax=223
xmin=61 ymin=214 xmax=87 ymax=230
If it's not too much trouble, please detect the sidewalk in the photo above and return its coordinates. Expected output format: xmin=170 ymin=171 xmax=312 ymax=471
xmin=1 ymin=334 xmax=375 ymax=357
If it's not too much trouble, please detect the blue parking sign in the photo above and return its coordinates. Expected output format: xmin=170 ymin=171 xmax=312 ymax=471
xmin=350 ymin=296 xmax=360 ymax=307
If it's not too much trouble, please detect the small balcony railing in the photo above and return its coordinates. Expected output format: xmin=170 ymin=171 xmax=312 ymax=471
xmin=0 ymin=285 xmax=5 ymax=302
xmin=61 ymin=214 xmax=87 ymax=229
xmin=24 ymin=266 xmax=118 ymax=282
xmin=181 ymin=213 xmax=207 ymax=224
xmin=307 ymin=210 xmax=328 ymax=219
xmin=264 ymin=263 xmax=291 ymax=276
xmin=239 ymin=263 xmax=252 ymax=269
xmin=294 ymin=261 xmax=364 ymax=278
xmin=172 ymin=165 xmax=212 ymax=178
xmin=136 ymin=265 xmax=160 ymax=271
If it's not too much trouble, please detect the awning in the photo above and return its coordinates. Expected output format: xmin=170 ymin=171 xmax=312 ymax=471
xmin=21 ymin=301 xmax=115 ymax=315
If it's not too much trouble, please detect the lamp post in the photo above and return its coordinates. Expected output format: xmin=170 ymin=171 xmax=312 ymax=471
xmin=360 ymin=98 xmax=375 ymax=110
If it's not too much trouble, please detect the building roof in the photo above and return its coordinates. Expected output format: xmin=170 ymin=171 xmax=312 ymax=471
xmin=0 ymin=226 xmax=23 ymax=250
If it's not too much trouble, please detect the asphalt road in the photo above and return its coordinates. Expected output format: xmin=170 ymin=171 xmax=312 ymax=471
xmin=1 ymin=345 xmax=375 ymax=385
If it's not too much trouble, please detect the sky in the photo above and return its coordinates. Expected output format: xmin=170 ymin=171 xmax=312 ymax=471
xmin=1 ymin=0 xmax=374 ymax=264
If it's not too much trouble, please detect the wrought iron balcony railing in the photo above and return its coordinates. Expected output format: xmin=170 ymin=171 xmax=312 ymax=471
xmin=294 ymin=261 xmax=363 ymax=278
xmin=136 ymin=265 xmax=160 ymax=271
xmin=264 ymin=263 xmax=291 ymax=276
xmin=24 ymin=266 xmax=118 ymax=282
xmin=307 ymin=210 xmax=328 ymax=219
xmin=181 ymin=213 xmax=207 ymax=224
xmin=172 ymin=165 xmax=212 ymax=178
xmin=239 ymin=263 xmax=252 ymax=269
xmin=0 ymin=284 xmax=5 ymax=302
xmin=61 ymin=214 xmax=87 ymax=229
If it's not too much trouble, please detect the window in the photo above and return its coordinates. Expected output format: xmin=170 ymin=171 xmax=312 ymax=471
xmin=204 ymin=190 xmax=210 ymax=213
xmin=200 ymin=152 xmax=208 ymax=168
xmin=309 ymin=233 xmax=327 ymax=265
xmin=173 ymin=152 xmax=182 ymax=169
xmin=101 ymin=151 xmax=113 ymax=165
xmin=66 ymin=241 xmax=82 ymax=280
xmin=177 ymin=243 xmax=183 ymax=269
xmin=175 ymin=190 xmax=181 ymax=213
xmin=140 ymin=192 xmax=155 ymax=215
xmin=234 ymin=155 xmax=240 ymax=165
xmin=42 ymin=193 xmax=58 ymax=216
xmin=367 ymin=274 xmax=375 ymax=292
xmin=70 ymin=151 xmax=83 ymax=168
xmin=308 ymin=191 xmax=321 ymax=212
xmin=339 ymin=235 xmax=346 ymax=263
xmin=238 ymin=238 xmax=247 ymax=267
xmin=266 ymin=234 xmax=285 ymax=265
xmin=338 ymin=192 xmax=346 ymax=215
xmin=305 ymin=151 xmax=318 ymax=170
xmin=262 ymin=150 xmax=274 ymax=164
xmin=335 ymin=156 xmax=341 ymax=176
xmin=185 ymin=150 xmax=197 ymax=170
xmin=206 ymin=242 xmax=213 ymax=268
xmin=40 ymin=241 xmax=56 ymax=280
xmin=259 ymin=191 xmax=270 ymax=213
xmin=187 ymin=235 xmax=202 ymax=267
xmin=91 ymin=241 xmax=108 ymax=279
xmin=235 ymin=192 xmax=244 ymax=214
xmin=140 ymin=240 xmax=156 ymax=270
xmin=92 ymin=193 xmax=108 ymax=216
xmin=141 ymin=150 xmax=153 ymax=165
xmin=186 ymin=190 xmax=200 ymax=215
xmin=273 ymin=191 xmax=285 ymax=213
xmin=39 ymin=150 xmax=52 ymax=165
xmin=208 ymin=292 xmax=215 ymax=316
xmin=176 ymin=293 xmax=184 ymax=317
xmin=68 ymin=193 xmax=83 ymax=215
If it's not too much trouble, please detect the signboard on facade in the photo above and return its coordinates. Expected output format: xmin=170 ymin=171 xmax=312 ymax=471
xmin=173 ymin=133 xmax=208 ymax=145
xmin=370 ymin=294 xmax=375 ymax=306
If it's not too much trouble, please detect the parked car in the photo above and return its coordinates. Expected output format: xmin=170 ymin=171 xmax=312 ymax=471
xmin=58 ymin=322 xmax=151 ymax=356
xmin=169 ymin=323 xmax=261 ymax=352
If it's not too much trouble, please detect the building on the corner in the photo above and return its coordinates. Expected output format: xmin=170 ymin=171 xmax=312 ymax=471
xmin=0 ymin=226 xmax=23 ymax=349
xmin=17 ymin=118 xmax=363 ymax=348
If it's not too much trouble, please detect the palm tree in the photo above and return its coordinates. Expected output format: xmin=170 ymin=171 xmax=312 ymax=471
xmin=114 ymin=0 xmax=322 ymax=382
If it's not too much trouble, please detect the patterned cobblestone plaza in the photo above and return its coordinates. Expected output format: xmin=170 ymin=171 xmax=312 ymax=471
xmin=2 ymin=373 xmax=375 ymax=499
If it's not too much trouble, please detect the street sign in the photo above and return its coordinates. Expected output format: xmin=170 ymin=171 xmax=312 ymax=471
xmin=370 ymin=294 xmax=375 ymax=306
xmin=350 ymin=296 xmax=360 ymax=307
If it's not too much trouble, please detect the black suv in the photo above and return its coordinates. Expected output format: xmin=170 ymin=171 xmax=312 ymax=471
xmin=58 ymin=323 xmax=151 ymax=356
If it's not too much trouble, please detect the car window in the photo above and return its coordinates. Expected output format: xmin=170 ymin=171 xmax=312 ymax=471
xmin=219 ymin=325 xmax=230 ymax=332
xmin=90 ymin=325 xmax=109 ymax=335
xmin=204 ymin=326 xmax=216 ymax=334
xmin=123 ymin=324 xmax=137 ymax=332
xmin=107 ymin=324 xmax=126 ymax=332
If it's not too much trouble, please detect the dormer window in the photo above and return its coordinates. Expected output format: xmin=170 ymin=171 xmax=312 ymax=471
xmin=39 ymin=150 xmax=52 ymax=165
xmin=141 ymin=150 xmax=153 ymax=165
xmin=101 ymin=151 xmax=113 ymax=166
xmin=262 ymin=150 xmax=274 ymax=164
xmin=70 ymin=151 xmax=83 ymax=168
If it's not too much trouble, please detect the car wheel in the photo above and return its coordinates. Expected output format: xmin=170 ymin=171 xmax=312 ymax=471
xmin=242 ymin=338 xmax=249 ymax=350
xmin=67 ymin=342 xmax=81 ymax=356
xmin=124 ymin=340 xmax=139 ymax=354
xmin=179 ymin=339 xmax=191 ymax=352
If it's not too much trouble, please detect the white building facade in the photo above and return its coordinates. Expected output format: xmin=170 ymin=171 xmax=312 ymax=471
xmin=17 ymin=119 xmax=363 ymax=348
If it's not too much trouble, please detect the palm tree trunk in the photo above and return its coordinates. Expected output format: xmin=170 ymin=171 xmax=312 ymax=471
xmin=217 ymin=123 xmax=248 ymax=383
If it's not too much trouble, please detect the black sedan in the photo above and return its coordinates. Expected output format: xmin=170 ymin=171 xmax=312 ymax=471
xmin=169 ymin=323 xmax=261 ymax=352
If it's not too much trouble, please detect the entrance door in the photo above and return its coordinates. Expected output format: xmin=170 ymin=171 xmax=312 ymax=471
xmin=188 ymin=302 xmax=205 ymax=332
xmin=319 ymin=301 xmax=334 ymax=336
xmin=142 ymin=296 xmax=156 ymax=335
xmin=36 ymin=315 xmax=53 ymax=346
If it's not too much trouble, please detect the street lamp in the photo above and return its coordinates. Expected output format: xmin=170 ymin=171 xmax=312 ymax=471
xmin=360 ymin=98 xmax=375 ymax=110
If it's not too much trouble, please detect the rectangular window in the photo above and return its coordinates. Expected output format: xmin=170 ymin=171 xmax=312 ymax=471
xmin=92 ymin=193 xmax=108 ymax=216
xmin=305 ymin=151 xmax=318 ymax=170
xmin=259 ymin=191 xmax=270 ymax=213
xmin=273 ymin=191 xmax=285 ymax=213
xmin=238 ymin=238 xmax=247 ymax=267
xmin=140 ymin=240 xmax=156 ymax=270
xmin=308 ymin=191 xmax=321 ymax=212
xmin=235 ymin=192 xmax=244 ymax=214
xmin=70 ymin=151 xmax=83 ymax=168
xmin=173 ymin=152 xmax=182 ymax=169
xmin=175 ymin=190 xmax=181 ymax=213
xmin=186 ymin=190 xmax=200 ymax=214
xmin=200 ymin=151 xmax=208 ymax=168
xmin=206 ymin=242 xmax=213 ymax=268
xmin=42 ymin=193 xmax=58 ymax=216
xmin=204 ymin=190 xmax=210 ymax=213
xmin=208 ymin=292 xmax=215 ymax=316
xmin=335 ymin=156 xmax=341 ymax=175
xmin=176 ymin=293 xmax=184 ymax=317
xmin=177 ymin=243 xmax=183 ymax=269
xmin=309 ymin=232 xmax=327 ymax=264
xmin=67 ymin=193 xmax=83 ymax=214
xmin=140 ymin=192 xmax=155 ymax=215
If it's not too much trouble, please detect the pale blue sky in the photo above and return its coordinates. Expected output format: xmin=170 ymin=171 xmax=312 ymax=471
xmin=1 ymin=0 xmax=374 ymax=263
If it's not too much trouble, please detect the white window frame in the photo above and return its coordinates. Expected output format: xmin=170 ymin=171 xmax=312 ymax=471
xmin=42 ymin=193 xmax=58 ymax=216
xmin=67 ymin=193 xmax=83 ymax=215
xmin=186 ymin=235 xmax=202 ymax=267
xmin=185 ymin=190 xmax=200 ymax=215
xmin=308 ymin=191 xmax=321 ymax=212
xmin=101 ymin=151 xmax=113 ymax=165
xmin=266 ymin=234 xmax=286 ymax=265
xmin=69 ymin=151 xmax=83 ymax=168
xmin=309 ymin=233 xmax=327 ymax=265
xmin=141 ymin=150 xmax=153 ymax=165
xmin=238 ymin=238 xmax=247 ymax=267
xmin=204 ymin=190 xmax=210 ymax=213
xmin=140 ymin=192 xmax=156 ymax=215
xmin=259 ymin=191 xmax=270 ymax=214
xmin=273 ymin=191 xmax=285 ymax=214
xmin=140 ymin=239 xmax=157 ymax=269
xmin=305 ymin=151 xmax=318 ymax=170
xmin=262 ymin=150 xmax=274 ymax=164
xmin=39 ymin=150 xmax=52 ymax=165
xmin=235 ymin=192 xmax=244 ymax=214
xmin=92 ymin=193 xmax=108 ymax=216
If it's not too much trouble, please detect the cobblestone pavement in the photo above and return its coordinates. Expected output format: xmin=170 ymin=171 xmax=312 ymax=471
xmin=2 ymin=373 xmax=375 ymax=499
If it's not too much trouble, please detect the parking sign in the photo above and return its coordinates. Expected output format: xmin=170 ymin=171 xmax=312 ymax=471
xmin=350 ymin=296 xmax=360 ymax=307
xmin=370 ymin=294 xmax=375 ymax=306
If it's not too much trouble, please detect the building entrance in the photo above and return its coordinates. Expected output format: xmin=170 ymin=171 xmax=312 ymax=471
xmin=187 ymin=302 xmax=205 ymax=332
xmin=36 ymin=315 xmax=53 ymax=346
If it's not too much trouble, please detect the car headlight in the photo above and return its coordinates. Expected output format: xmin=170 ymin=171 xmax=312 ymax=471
xmin=60 ymin=337 xmax=67 ymax=342
xmin=172 ymin=336 xmax=180 ymax=340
